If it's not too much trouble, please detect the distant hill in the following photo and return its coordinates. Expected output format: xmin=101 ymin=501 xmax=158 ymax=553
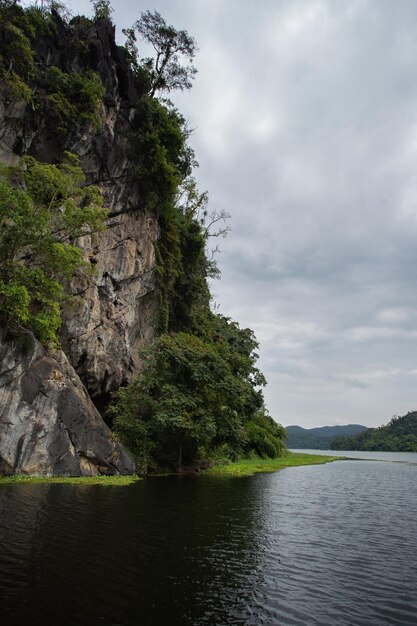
xmin=285 ymin=424 xmax=367 ymax=449
xmin=331 ymin=411 xmax=417 ymax=451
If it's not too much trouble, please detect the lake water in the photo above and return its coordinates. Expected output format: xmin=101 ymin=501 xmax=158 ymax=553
xmin=1 ymin=452 xmax=417 ymax=625
xmin=290 ymin=448 xmax=417 ymax=463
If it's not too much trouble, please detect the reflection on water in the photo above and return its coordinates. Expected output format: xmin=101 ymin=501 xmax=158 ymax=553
xmin=1 ymin=459 xmax=417 ymax=625
xmin=291 ymin=448 xmax=417 ymax=463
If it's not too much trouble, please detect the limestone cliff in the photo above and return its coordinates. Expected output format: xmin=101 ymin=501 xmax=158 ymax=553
xmin=0 ymin=330 xmax=134 ymax=475
xmin=0 ymin=15 xmax=160 ymax=474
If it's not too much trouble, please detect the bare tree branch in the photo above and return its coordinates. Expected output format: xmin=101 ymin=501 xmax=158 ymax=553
xmin=203 ymin=209 xmax=232 ymax=239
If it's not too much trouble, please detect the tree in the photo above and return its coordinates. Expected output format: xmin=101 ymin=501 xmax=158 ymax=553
xmin=0 ymin=153 xmax=107 ymax=344
xmin=127 ymin=10 xmax=197 ymax=97
xmin=331 ymin=411 xmax=417 ymax=451
xmin=111 ymin=317 xmax=279 ymax=473
xmin=244 ymin=411 xmax=287 ymax=458
xmin=176 ymin=177 xmax=231 ymax=278
xmin=91 ymin=0 xmax=113 ymax=20
xmin=36 ymin=1 xmax=70 ymax=19
xmin=112 ymin=333 xmax=226 ymax=472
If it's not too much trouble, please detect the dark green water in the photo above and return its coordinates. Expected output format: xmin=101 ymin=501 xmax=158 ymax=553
xmin=1 ymin=456 xmax=417 ymax=625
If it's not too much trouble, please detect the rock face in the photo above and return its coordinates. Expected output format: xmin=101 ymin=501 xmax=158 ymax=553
xmin=0 ymin=16 xmax=160 ymax=474
xmin=61 ymin=210 xmax=158 ymax=412
xmin=0 ymin=18 xmax=159 ymax=409
xmin=0 ymin=331 xmax=135 ymax=475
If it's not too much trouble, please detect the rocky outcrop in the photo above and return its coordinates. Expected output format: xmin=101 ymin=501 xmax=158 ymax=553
xmin=0 ymin=16 xmax=160 ymax=474
xmin=0 ymin=18 xmax=159 ymax=410
xmin=61 ymin=210 xmax=158 ymax=412
xmin=0 ymin=331 xmax=135 ymax=475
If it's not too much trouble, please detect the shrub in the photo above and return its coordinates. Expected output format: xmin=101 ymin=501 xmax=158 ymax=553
xmin=0 ymin=153 xmax=107 ymax=345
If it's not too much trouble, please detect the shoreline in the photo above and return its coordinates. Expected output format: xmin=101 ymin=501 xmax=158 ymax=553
xmin=0 ymin=475 xmax=141 ymax=486
xmin=0 ymin=452 xmax=344 ymax=484
xmin=203 ymin=451 xmax=344 ymax=477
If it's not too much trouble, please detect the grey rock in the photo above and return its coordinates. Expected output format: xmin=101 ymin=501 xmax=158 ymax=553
xmin=0 ymin=331 xmax=135 ymax=476
xmin=0 ymin=17 xmax=159 ymax=408
xmin=61 ymin=209 xmax=159 ymax=408
xmin=0 ymin=16 xmax=158 ymax=474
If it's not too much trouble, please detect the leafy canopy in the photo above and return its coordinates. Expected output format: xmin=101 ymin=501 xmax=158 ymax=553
xmin=91 ymin=0 xmax=113 ymax=19
xmin=124 ymin=10 xmax=197 ymax=97
xmin=132 ymin=96 xmax=195 ymax=215
xmin=111 ymin=317 xmax=285 ymax=473
xmin=0 ymin=2 xmax=287 ymax=469
xmin=331 ymin=411 xmax=417 ymax=452
xmin=0 ymin=2 xmax=104 ymax=130
xmin=0 ymin=153 xmax=107 ymax=345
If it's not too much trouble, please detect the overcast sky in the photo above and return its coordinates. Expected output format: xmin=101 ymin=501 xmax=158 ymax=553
xmin=68 ymin=0 xmax=417 ymax=428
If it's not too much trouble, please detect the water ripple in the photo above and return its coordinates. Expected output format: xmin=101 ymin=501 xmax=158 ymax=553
xmin=1 ymin=459 xmax=417 ymax=625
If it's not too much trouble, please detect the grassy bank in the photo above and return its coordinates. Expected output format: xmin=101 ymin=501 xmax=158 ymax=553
xmin=205 ymin=452 xmax=343 ymax=477
xmin=0 ymin=453 xmax=343 ymax=483
xmin=0 ymin=475 xmax=141 ymax=486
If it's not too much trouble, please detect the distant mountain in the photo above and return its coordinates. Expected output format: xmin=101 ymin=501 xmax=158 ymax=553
xmin=285 ymin=424 xmax=367 ymax=449
xmin=331 ymin=411 xmax=417 ymax=451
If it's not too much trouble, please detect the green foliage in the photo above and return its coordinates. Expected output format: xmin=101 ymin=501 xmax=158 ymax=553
xmin=121 ymin=26 xmax=140 ymax=71
xmin=111 ymin=333 xmax=218 ymax=472
xmin=154 ymin=187 xmax=211 ymax=334
xmin=91 ymin=0 xmax=113 ymax=19
xmin=130 ymin=98 xmax=202 ymax=334
xmin=0 ymin=3 xmax=104 ymax=131
xmin=0 ymin=2 xmax=286 ymax=473
xmin=206 ymin=452 xmax=341 ymax=478
xmin=153 ymin=224 xmax=180 ymax=333
xmin=132 ymin=97 xmax=195 ymax=214
xmin=0 ymin=153 xmax=107 ymax=345
xmin=41 ymin=66 xmax=105 ymax=131
xmin=111 ymin=320 xmax=284 ymax=472
xmin=168 ymin=179 xmax=216 ymax=327
xmin=152 ymin=175 xmax=230 ymax=334
xmin=331 ymin=411 xmax=417 ymax=451
xmin=0 ymin=3 xmax=50 ymax=101
xmin=245 ymin=413 xmax=287 ymax=459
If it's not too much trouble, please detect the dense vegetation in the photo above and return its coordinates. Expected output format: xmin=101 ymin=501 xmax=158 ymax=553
xmin=285 ymin=424 xmax=367 ymax=449
xmin=206 ymin=452 xmax=342 ymax=478
xmin=108 ymin=6 xmax=287 ymax=471
xmin=0 ymin=1 xmax=105 ymax=130
xmin=0 ymin=2 xmax=287 ymax=472
xmin=0 ymin=0 xmax=108 ymax=344
xmin=331 ymin=412 xmax=417 ymax=451
xmin=111 ymin=327 xmax=286 ymax=473
xmin=0 ymin=153 xmax=106 ymax=344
